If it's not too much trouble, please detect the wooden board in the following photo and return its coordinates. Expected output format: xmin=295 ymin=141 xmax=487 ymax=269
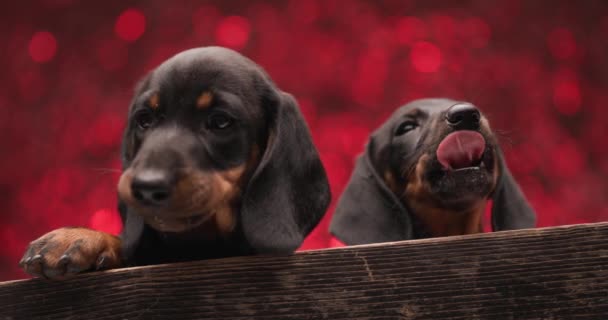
xmin=1 ymin=222 xmax=607 ymax=320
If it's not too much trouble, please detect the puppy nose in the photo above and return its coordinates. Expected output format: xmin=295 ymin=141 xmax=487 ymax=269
xmin=445 ymin=103 xmax=481 ymax=130
xmin=131 ymin=170 xmax=172 ymax=206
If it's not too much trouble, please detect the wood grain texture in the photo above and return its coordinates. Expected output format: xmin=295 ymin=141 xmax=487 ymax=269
xmin=1 ymin=222 xmax=607 ymax=320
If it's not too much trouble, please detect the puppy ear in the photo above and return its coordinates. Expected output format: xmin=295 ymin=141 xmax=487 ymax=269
xmin=491 ymin=148 xmax=537 ymax=230
xmin=118 ymin=74 xmax=152 ymax=263
xmin=329 ymin=137 xmax=414 ymax=245
xmin=121 ymin=74 xmax=152 ymax=167
xmin=120 ymin=123 xmax=138 ymax=167
xmin=117 ymin=201 xmax=145 ymax=265
xmin=240 ymin=91 xmax=331 ymax=253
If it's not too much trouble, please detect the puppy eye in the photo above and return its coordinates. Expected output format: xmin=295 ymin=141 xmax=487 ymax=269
xmin=207 ymin=113 xmax=234 ymax=130
xmin=395 ymin=121 xmax=418 ymax=136
xmin=134 ymin=111 xmax=155 ymax=130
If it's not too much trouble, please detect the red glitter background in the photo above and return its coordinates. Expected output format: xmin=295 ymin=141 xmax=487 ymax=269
xmin=1 ymin=0 xmax=607 ymax=281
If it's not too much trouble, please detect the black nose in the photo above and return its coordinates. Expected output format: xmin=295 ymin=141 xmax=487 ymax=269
xmin=445 ymin=103 xmax=481 ymax=130
xmin=131 ymin=170 xmax=172 ymax=206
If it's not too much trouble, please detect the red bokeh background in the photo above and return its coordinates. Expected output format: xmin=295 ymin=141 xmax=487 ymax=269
xmin=1 ymin=0 xmax=607 ymax=281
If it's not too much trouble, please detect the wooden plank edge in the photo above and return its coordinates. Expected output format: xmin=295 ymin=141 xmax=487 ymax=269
xmin=1 ymin=221 xmax=606 ymax=287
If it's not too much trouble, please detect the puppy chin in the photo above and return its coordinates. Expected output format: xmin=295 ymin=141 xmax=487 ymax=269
xmin=424 ymin=158 xmax=496 ymax=210
xmin=431 ymin=169 xmax=493 ymax=203
xmin=143 ymin=214 xmax=210 ymax=233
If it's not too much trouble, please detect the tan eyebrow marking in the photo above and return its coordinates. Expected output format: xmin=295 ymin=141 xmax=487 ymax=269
xmin=148 ymin=93 xmax=159 ymax=110
xmin=197 ymin=91 xmax=213 ymax=109
xmin=406 ymin=108 xmax=427 ymax=119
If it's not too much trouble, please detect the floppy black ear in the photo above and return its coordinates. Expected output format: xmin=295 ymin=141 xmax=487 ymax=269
xmin=120 ymin=74 xmax=152 ymax=167
xmin=240 ymin=91 xmax=331 ymax=253
xmin=120 ymin=123 xmax=138 ymax=167
xmin=117 ymin=201 xmax=145 ymax=265
xmin=491 ymin=148 xmax=537 ymax=230
xmin=329 ymin=139 xmax=414 ymax=245
xmin=117 ymin=74 xmax=151 ymax=264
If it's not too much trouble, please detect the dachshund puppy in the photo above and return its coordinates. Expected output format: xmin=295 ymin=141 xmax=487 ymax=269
xmin=20 ymin=47 xmax=331 ymax=279
xmin=330 ymin=98 xmax=535 ymax=245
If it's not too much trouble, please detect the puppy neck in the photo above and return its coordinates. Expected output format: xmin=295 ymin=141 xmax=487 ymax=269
xmin=406 ymin=198 xmax=486 ymax=237
xmin=385 ymin=167 xmax=486 ymax=238
xmin=154 ymin=215 xmax=228 ymax=243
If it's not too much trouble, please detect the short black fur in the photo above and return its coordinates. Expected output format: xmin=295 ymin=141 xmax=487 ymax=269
xmin=329 ymin=98 xmax=536 ymax=245
xmin=119 ymin=47 xmax=331 ymax=265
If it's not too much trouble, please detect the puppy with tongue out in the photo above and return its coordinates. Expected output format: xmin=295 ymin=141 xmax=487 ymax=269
xmin=330 ymin=99 xmax=536 ymax=245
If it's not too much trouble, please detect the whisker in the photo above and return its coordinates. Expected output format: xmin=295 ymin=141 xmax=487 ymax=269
xmin=492 ymin=130 xmax=515 ymax=149
xmin=84 ymin=168 xmax=123 ymax=178
xmin=400 ymin=155 xmax=420 ymax=178
xmin=90 ymin=168 xmax=122 ymax=174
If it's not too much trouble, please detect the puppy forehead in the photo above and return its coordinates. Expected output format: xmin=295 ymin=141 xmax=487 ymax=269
xmin=151 ymin=47 xmax=259 ymax=89
xmin=151 ymin=67 xmax=243 ymax=94
xmin=139 ymin=54 xmax=258 ymax=109
xmin=161 ymin=47 xmax=258 ymax=70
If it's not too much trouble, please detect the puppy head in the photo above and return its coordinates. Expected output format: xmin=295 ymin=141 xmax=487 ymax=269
xmin=118 ymin=47 xmax=330 ymax=253
xmin=376 ymin=99 xmax=498 ymax=211
xmin=330 ymin=98 xmax=535 ymax=244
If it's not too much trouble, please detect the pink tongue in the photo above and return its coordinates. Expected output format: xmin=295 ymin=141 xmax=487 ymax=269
xmin=436 ymin=131 xmax=486 ymax=170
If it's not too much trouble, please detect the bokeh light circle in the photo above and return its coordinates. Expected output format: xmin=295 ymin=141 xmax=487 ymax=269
xmin=547 ymin=28 xmax=577 ymax=60
xmin=115 ymin=8 xmax=146 ymax=42
xmin=553 ymin=79 xmax=581 ymax=115
xmin=215 ymin=16 xmax=251 ymax=49
xmin=28 ymin=31 xmax=57 ymax=63
xmin=410 ymin=41 xmax=441 ymax=73
xmin=89 ymin=209 xmax=123 ymax=235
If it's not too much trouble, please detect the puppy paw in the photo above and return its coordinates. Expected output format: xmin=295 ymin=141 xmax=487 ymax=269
xmin=19 ymin=227 xmax=121 ymax=280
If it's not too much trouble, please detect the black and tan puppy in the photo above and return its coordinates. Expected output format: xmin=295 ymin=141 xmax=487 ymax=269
xmin=330 ymin=98 xmax=535 ymax=245
xmin=20 ymin=47 xmax=331 ymax=279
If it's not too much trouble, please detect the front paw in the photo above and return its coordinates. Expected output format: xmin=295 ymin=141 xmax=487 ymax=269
xmin=19 ymin=227 xmax=121 ymax=279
